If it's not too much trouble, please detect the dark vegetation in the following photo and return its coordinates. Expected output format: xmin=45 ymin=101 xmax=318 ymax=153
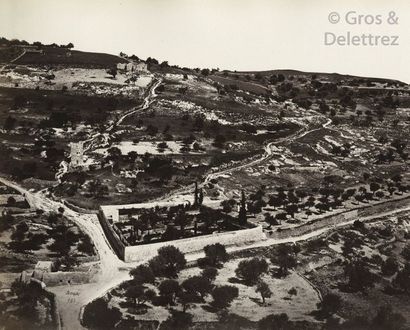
xmin=0 ymin=279 xmax=57 ymax=330
xmin=113 ymin=202 xmax=253 ymax=246
xmin=84 ymin=244 xmax=240 ymax=328
xmin=0 ymin=86 xmax=138 ymax=181
xmin=0 ymin=209 xmax=95 ymax=272
xmin=17 ymin=48 xmax=124 ymax=68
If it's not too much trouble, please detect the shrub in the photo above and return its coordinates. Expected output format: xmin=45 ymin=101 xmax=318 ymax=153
xmin=258 ymin=313 xmax=290 ymax=330
xmin=7 ymin=196 xmax=16 ymax=206
xmin=393 ymin=263 xmax=410 ymax=294
xmin=129 ymin=264 xmax=155 ymax=284
xmin=381 ymin=257 xmax=399 ymax=276
xmin=211 ymin=285 xmax=239 ymax=309
xmin=158 ymin=279 xmax=180 ymax=304
xmin=82 ymin=298 xmax=121 ymax=329
xmin=201 ymin=267 xmax=218 ymax=282
xmin=369 ymin=254 xmax=383 ymax=266
xmin=182 ymin=276 xmax=212 ymax=299
xmin=288 ymin=287 xmax=297 ymax=296
xmin=235 ymin=258 xmax=269 ymax=285
xmin=317 ymin=293 xmax=341 ymax=318
xmin=401 ymin=244 xmax=410 ymax=261
xmin=344 ymin=259 xmax=375 ymax=292
xmin=125 ymin=284 xmax=156 ymax=307
xmin=270 ymin=244 xmax=297 ymax=277
xmin=306 ymin=238 xmax=328 ymax=253
xmin=371 ymin=305 xmax=407 ymax=330
xmin=203 ymin=243 xmax=229 ymax=268
xmin=256 ymin=281 xmax=272 ymax=304
xmin=159 ymin=309 xmax=193 ymax=330
xmin=149 ymin=246 xmax=186 ymax=278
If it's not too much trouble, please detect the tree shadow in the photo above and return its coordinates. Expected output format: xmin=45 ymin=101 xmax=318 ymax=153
xmin=249 ymin=297 xmax=265 ymax=306
xmin=269 ymin=269 xmax=289 ymax=279
xmin=119 ymin=301 xmax=152 ymax=315
xmin=337 ymin=282 xmax=359 ymax=293
xmin=227 ymin=277 xmax=242 ymax=284
xmin=309 ymin=309 xmax=327 ymax=321
xmin=202 ymin=304 xmax=219 ymax=314
xmin=382 ymin=285 xmax=402 ymax=296
xmin=228 ymin=277 xmax=256 ymax=286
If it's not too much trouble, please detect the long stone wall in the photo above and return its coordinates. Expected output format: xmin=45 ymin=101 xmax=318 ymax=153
xmin=357 ymin=195 xmax=410 ymax=217
xmin=271 ymin=194 xmax=410 ymax=241
xmin=42 ymin=270 xmax=96 ymax=287
xmin=123 ymin=226 xmax=266 ymax=262
xmin=98 ymin=209 xmax=126 ymax=258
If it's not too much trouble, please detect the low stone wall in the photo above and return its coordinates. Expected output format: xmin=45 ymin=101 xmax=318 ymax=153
xmin=77 ymin=255 xmax=99 ymax=263
xmin=124 ymin=226 xmax=266 ymax=262
xmin=271 ymin=194 xmax=410 ymax=241
xmin=63 ymin=199 xmax=98 ymax=214
xmin=98 ymin=209 xmax=126 ymax=258
xmin=357 ymin=195 xmax=410 ymax=217
xmin=101 ymin=200 xmax=191 ymax=223
xmin=271 ymin=210 xmax=357 ymax=241
xmin=42 ymin=270 xmax=97 ymax=287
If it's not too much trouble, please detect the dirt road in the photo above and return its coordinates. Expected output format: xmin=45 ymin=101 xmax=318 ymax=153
xmin=153 ymin=116 xmax=332 ymax=202
xmin=0 ymin=176 xmax=127 ymax=329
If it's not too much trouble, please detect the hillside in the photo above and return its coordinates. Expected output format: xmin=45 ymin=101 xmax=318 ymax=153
xmin=14 ymin=48 xmax=125 ymax=68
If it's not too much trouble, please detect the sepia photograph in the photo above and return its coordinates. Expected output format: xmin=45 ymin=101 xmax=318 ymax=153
xmin=0 ymin=1 xmax=409 ymax=329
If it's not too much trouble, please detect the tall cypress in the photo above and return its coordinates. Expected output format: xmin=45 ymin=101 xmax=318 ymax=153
xmin=239 ymin=190 xmax=247 ymax=225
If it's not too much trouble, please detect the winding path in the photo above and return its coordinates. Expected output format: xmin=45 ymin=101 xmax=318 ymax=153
xmin=56 ymin=77 xmax=162 ymax=180
xmin=0 ymin=49 xmax=26 ymax=73
xmin=155 ymin=116 xmax=332 ymax=202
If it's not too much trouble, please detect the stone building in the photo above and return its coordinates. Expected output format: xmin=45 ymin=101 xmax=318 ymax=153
xmin=69 ymin=142 xmax=84 ymax=169
xmin=117 ymin=61 xmax=148 ymax=73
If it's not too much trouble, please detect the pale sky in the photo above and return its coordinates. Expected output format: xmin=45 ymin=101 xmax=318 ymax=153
xmin=1 ymin=0 xmax=409 ymax=82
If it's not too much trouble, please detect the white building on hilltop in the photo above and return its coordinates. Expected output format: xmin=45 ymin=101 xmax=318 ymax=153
xmin=117 ymin=61 xmax=148 ymax=73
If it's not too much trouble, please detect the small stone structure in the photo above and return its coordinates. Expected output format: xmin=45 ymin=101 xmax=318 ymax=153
xmin=20 ymin=270 xmax=46 ymax=289
xmin=117 ymin=61 xmax=148 ymax=73
xmin=135 ymin=62 xmax=148 ymax=72
xmin=69 ymin=142 xmax=84 ymax=169
xmin=35 ymin=261 xmax=54 ymax=273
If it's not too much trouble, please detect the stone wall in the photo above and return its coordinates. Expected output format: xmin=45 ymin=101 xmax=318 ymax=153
xmin=271 ymin=194 xmax=410 ymax=241
xmin=63 ymin=199 xmax=97 ymax=214
xmin=43 ymin=290 xmax=61 ymax=330
xmin=123 ymin=226 xmax=266 ymax=262
xmin=270 ymin=210 xmax=357 ymax=240
xmin=42 ymin=270 xmax=96 ymax=287
xmin=101 ymin=200 xmax=191 ymax=223
xmin=357 ymin=195 xmax=410 ymax=217
xmin=98 ymin=209 xmax=126 ymax=258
